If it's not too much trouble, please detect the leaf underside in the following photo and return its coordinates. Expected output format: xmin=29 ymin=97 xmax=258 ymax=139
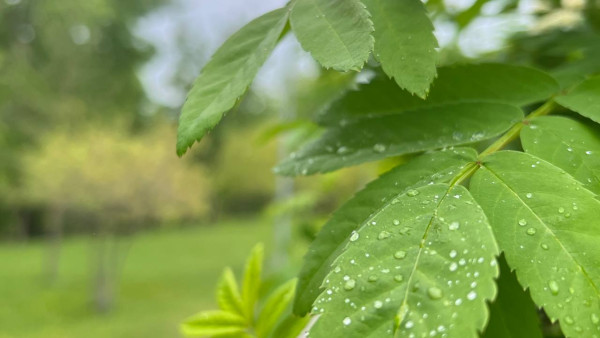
xmin=294 ymin=148 xmax=478 ymax=315
xmin=310 ymin=184 xmax=499 ymax=338
xmin=176 ymin=8 xmax=289 ymax=156
xmin=470 ymin=151 xmax=600 ymax=337
xmin=363 ymin=0 xmax=438 ymax=98
xmin=290 ymin=0 xmax=373 ymax=71
xmin=275 ymin=102 xmax=522 ymax=176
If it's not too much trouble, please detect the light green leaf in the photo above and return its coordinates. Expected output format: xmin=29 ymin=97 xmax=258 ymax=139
xmin=310 ymin=184 xmax=499 ymax=337
xmin=521 ymin=116 xmax=600 ymax=194
xmin=270 ymin=313 xmax=311 ymax=338
xmin=275 ymin=102 xmax=522 ymax=176
xmin=555 ymin=75 xmax=600 ymax=124
xmin=176 ymin=8 xmax=289 ymax=156
xmin=256 ymin=279 xmax=297 ymax=338
xmin=470 ymin=151 xmax=600 ymax=337
xmin=317 ymin=63 xmax=558 ymax=126
xmin=290 ymin=0 xmax=373 ymax=71
xmin=294 ymin=148 xmax=477 ymax=315
xmin=181 ymin=310 xmax=247 ymax=337
xmin=217 ymin=267 xmax=245 ymax=317
xmin=242 ymin=243 xmax=264 ymax=320
xmin=363 ymin=0 xmax=437 ymax=98
xmin=482 ymin=257 xmax=543 ymax=338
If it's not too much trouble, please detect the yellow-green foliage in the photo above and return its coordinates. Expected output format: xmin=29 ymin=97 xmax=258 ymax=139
xmin=22 ymin=123 xmax=210 ymax=224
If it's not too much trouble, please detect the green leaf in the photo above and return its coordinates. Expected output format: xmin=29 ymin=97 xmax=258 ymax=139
xmin=275 ymin=102 xmax=522 ymax=176
xmin=555 ymin=75 xmax=600 ymax=124
xmin=181 ymin=310 xmax=247 ymax=337
xmin=317 ymin=63 xmax=558 ymax=126
xmin=362 ymin=0 xmax=437 ymax=98
xmin=290 ymin=0 xmax=373 ymax=71
xmin=294 ymin=148 xmax=477 ymax=315
xmin=270 ymin=313 xmax=311 ymax=338
xmin=256 ymin=279 xmax=297 ymax=338
xmin=521 ymin=116 xmax=600 ymax=194
xmin=217 ymin=267 xmax=245 ymax=317
xmin=310 ymin=184 xmax=499 ymax=337
xmin=176 ymin=8 xmax=289 ymax=156
xmin=470 ymin=151 xmax=600 ymax=337
xmin=482 ymin=256 xmax=543 ymax=338
xmin=242 ymin=243 xmax=264 ymax=320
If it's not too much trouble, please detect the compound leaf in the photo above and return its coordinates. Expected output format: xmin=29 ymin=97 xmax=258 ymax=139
xmin=310 ymin=184 xmax=499 ymax=337
xmin=555 ymin=75 xmax=600 ymax=124
xmin=521 ymin=116 xmax=600 ymax=194
xmin=256 ymin=279 xmax=297 ymax=338
xmin=363 ymin=0 xmax=437 ymax=98
xmin=181 ymin=310 xmax=246 ymax=337
xmin=482 ymin=257 xmax=543 ymax=338
xmin=470 ymin=151 xmax=600 ymax=337
xmin=275 ymin=102 xmax=522 ymax=176
xmin=217 ymin=267 xmax=245 ymax=317
xmin=176 ymin=7 xmax=289 ymax=156
xmin=290 ymin=0 xmax=373 ymax=71
xmin=294 ymin=148 xmax=477 ymax=315
xmin=242 ymin=244 xmax=264 ymax=320
xmin=317 ymin=63 xmax=558 ymax=126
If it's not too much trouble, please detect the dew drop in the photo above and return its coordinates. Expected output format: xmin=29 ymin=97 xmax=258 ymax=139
xmin=564 ymin=316 xmax=574 ymax=325
xmin=395 ymin=251 xmax=407 ymax=259
xmin=591 ymin=313 xmax=599 ymax=324
xmin=378 ymin=231 xmax=391 ymax=240
xmin=393 ymin=219 xmax=400 ymax=226
xmin=350 ymin=231 xmax=359 ymax=242
xmin=373 ymin=143 xmax=386 ymax=153
xmin=541 ymin=243 xmax=549 ymax=250
xmin=394 ymin=275 xmax=404 ymax=282
xmin=405 ymin=321 xmax=414 ymax=329
xmin=374 ymin=300 xmax=383 ymax=309
xmin=558 ymin=207 xmax=565 ymax=214
xmin=518 ymin=219 xmax=527 ymax=226
xmin=343 ymin=317 xmax=352 ymax=326
xmin=526 ymin=193 xmax=533 ymax=199
xmin=448 ymin=221 xmax=460 ymax=230
xmin=449 ymin=250 xmax=457 ymax=258
xmin=407 ymin=189 xmax=419 ymax=197
xmin=449 ymin=262 xmax=458 ymax=272
xmin=428 ymin=287 xmax=443 ymax=300
xmin=344 ymin=279 xmax=356 ymax=291
xmin=455 ymin=298 xmax=463 ymax=306
xmin=549 ymin=280 xmax=559 ymax=295
xmin=526 ymin=228 xmax=537 ymax=236
xmin=467 ymin=291 xmax=477 ymax=300
xmin=368 ymin=275 xmax=378 ymax=282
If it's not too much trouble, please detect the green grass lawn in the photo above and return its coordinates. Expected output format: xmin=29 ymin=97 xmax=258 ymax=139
xmin=0 ymin=218 xmax=273 ymax=338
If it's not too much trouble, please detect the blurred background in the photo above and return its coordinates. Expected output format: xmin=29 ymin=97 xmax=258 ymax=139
xmin=0 ymin=0 xmax=597 ymax=337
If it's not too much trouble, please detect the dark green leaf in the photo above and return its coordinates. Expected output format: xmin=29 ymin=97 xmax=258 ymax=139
xmin=363 ymin=0 xmax=437 ymax=98
xmin=275 ymin=102 xmax=522 ymax=176
xmin=310 ymin=184 xmax=499 ymax=337
xmin=470 ymin=151 xmax=600 ymax=337
xmin=555 ymin=75 xmax=600 ymax=124
xmin=176 ymin=8 xmax=289 ymax=156
xmin=290 ymin=0 xmax=373 ymax=71
xmin=294 ymin=148 xmax=477 ymax=315
xmin=521 ymin=116 xmax=600 ymax=194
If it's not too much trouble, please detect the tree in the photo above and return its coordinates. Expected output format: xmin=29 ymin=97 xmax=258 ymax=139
xmin=177 ymin=0 xmax=600 ymax=337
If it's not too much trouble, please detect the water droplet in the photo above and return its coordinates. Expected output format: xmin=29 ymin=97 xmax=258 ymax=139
xmin=394 ymin=275 xmax=404 ymax=282
xmin=455 ymin=298 xmax=463 ymax=305
xmin=467 ymin=291 xmax=477 ymax=300
xmin=344 ymin=279 xmax=356 ymax=290
xmin=350 ymin=231 xmax=359 ymax=242
xmin=428 ymin=287 xmax=443 ymax=299
xmin=378 ymin=231 xmax=391 ymax=240
xmin=448 ymin=221 xmax=460 ymax=230
xmin=407 ymin=189 xmax=419 ymax=197
xmin=526 ymin=228 xmax=537 ymax=236
xmin=449 ymin=262 xmax=458 ymax=272
xmin=558 ymin=207 xmax=565 ymax=214
xmin=526 ymin=193 xmax=533 ymax=199
xmin=549 ymin=280 xmax=559 ymax=295
xmin=585 ymin=150 xmax=592 ymax=155
xmin=393 ymin=219 xmax=400 ymax=226
xmin=449 ymin=250 xmax=457 ymax=258
xmin=394 ymin=250 xmax=407 ymax=259
xmin=337 ymin=146 xmax=350 ymax=154
xmin=541 ymin=243 xmax=549 ymax=250
xmin=564 ymin=316 xmax=574 ymax=325
xmin=374 ymin=300 xmax=383 ymax=309
xmin=368 ymin=275 xmax=378 ymax=282
xmin=373 ymin=143 xmax=386 ymax=153
xmin=591 ymin=313 xmax=599 ymax=324
xmin=518 ymin=219 xmax=527 ymax=226
xmin=343 ymin=317 xmax=352 ymax=326
xmin=405 ymin=320 xmax=414 ymax=329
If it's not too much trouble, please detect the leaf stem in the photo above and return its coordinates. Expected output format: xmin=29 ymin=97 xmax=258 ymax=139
xmin=452 ymin=99 xmax=557 ymax=185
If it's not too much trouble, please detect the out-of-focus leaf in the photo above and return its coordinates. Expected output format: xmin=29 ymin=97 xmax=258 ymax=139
xmin=217 ymin=267 xmax=245 ymax=317
xmin=176 ymin=8 xmax=289 ymax=155
xmin=470 ymin=151 xmax=600 ymax=338
xmin=363 ymin=0 xmax=437 ymax=98
xmin=181 ymin=311 xmax=246 ymax=337
xmin=242 ymin=244 xmax=264 ymax=320
xmin=290 ymin=0 xmax=373 ymax=71
xmin=256 ymin=279 xmax=296 ymax=337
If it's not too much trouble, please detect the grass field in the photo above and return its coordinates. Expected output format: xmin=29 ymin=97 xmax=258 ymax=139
xmin=0 ymin=219 xmax=275 ymax=338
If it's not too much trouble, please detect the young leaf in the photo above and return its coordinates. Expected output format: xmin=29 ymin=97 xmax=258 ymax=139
xmin=217 ymin=267 xmax=245 ymax=317
xmin=310 ymin=184 xmax=499 ymax=337
xmin=521 ymin=116 xmax=600 ymax=194
xmin=275 ymin=102 xmax=522 ymax=176
xmin=290 ymin=0 xmax=373 ymax=71
xmin=362 ymin=0 xmax=438 ymax=98
xmin=482 ymin=257 xmax=543 ymax=338
xmin=470 ymin=151 xmax=600 ymax=337
xmin=176 ymin=8 xmax=289 ymax=156
xmin=181 ymin=310 xmax=246 ymax=337
xmin=255 ymin=279 xmax=297 ymax=338
xmin=555 ymin=75 xmax=600 ymax=124
xmin=317 ymin=63 xmax=558 ymax=126
xmin=242 ymin=243 xmax=264 ymax=320
xmin=294 ymin=148 xmax=477 ymax=315
xmin=270 ymin=313 xmax=311 ymax=338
